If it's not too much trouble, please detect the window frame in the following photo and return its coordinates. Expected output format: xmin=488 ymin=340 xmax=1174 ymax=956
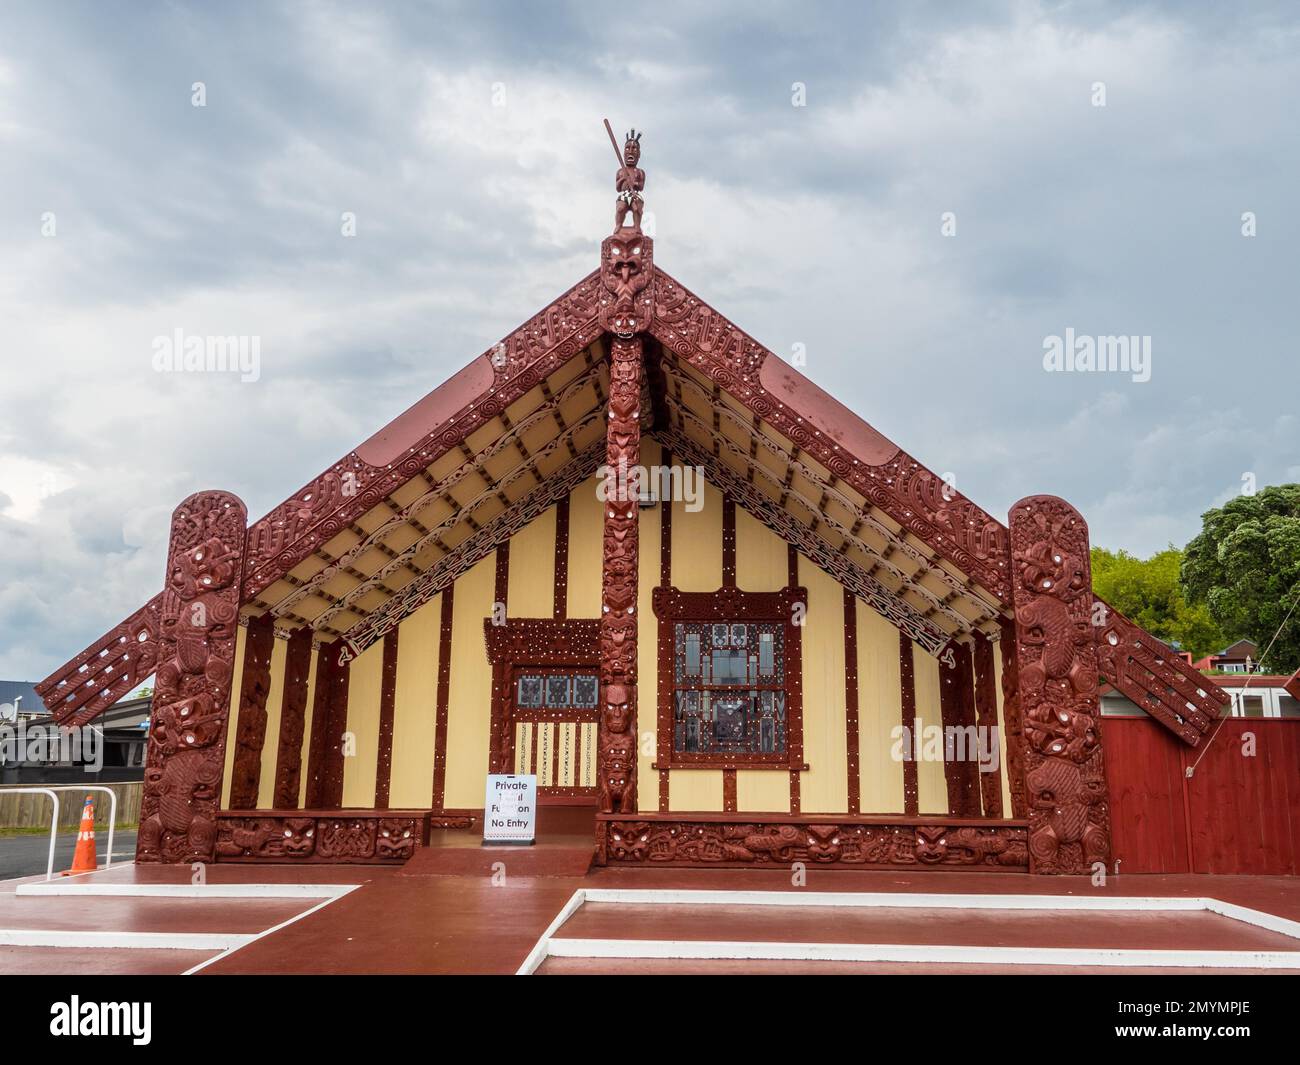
xmin=652 ymin=584 xmax=807 ymax=771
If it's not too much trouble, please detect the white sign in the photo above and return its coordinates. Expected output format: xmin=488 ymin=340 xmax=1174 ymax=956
xmin=483 ymin=774 xmax=537 ymax=845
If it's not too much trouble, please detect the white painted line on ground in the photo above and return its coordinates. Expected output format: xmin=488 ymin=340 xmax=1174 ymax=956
xmin=515 ymin=889 xmax=588 ymax=975
xmin=180 ymin=885 xmax=362 ymax=975
xmin=518 ymin=888 xmax=1300 ymax=973
xmin=1205 ymin=898 xmax=1300 ymax=941
xmin=578 ymin=888 xmax=1211 ymax=911
xmin=0 ymin=928 xmax=254 ymax=951
xmin=16 ymin=881 xmax=356 ymax=899
xmin=543 ymin=937 xmax=1300 ymax=970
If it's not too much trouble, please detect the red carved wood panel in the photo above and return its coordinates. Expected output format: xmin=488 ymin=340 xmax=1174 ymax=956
xmin=216 ymin=810 xmax=424 ymax=863
xmin=374 ymin=629 xmax=399 ymax=808
xmin=899 ymin=631 xmax=919 ymax=817
xmin=938 ymin=639 xmax=981 ymax=817
xmin=272 ymin=626 xmax=312 ymax=809
xmin=972 ymin=635 xmax=1004 ymax=818
xmin=1007 ymin=495 xmax=1109 ymax=874
xmin=596 ymin=336 xmax=642 ymax=815
xmin=137 ymin=491 xmax=247 ymax=864
xmin=228 ymin=613 xmax=275 ymax=809
xmin=305 ymin=643 xmax=350 ymax=809
xmin=599 ymin=814 xmax=1028 ymax=869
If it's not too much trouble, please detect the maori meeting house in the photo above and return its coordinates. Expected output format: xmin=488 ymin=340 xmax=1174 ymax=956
xmin=39 ymin=129 xmax=1272 ymax=880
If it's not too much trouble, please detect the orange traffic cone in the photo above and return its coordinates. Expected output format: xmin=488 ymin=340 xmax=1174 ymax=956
xmin=61 ymin=795 xmax=98 ymax=876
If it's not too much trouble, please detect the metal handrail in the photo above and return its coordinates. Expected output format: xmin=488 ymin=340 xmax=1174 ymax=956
xmin=1 ymin=785 xmax=119 ymax=881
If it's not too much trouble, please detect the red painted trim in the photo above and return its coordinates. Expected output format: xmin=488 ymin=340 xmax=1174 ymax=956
xmin=374 ymin=629 xmax=399 ymax=809
xmin=430 ymin=587 xmax=455 ymax=811
xmin=658 ymin=449 xmax=672 ymax=811
xmin=843 ymin=588 xmax=861 ymax=815
xmin=722 ymin=769 xmax=738 ymax=812
xmin=721 ymin=496 xmax=736 ymax=587
xmin=553 ymin=496 xmax=570 ymax=620
xmin=899 ymin=631 xmax=919 ymax=817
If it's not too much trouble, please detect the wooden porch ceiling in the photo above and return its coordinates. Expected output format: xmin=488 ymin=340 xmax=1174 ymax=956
xmin=244 ymin=339 xmax=609 ymax=643
xmin=654 ymin=353 xmax=1006 ymax=649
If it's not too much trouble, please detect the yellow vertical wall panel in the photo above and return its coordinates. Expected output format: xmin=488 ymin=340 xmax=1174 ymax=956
xmin=911 ymin=643 xmax=948 ymax=814
xmin=255 ymin=635 xmax=288 ymax=809
xmin=994 ymin=638 xmax=1014 ymax=817
xmin=341 ymin=638 xmax=384 ymax=807
xmin=669 ymin=768 xmax=723 ymax=811
xmin=507 ymin=506 xmax=556 ymax=617
xmin=857 ymin=601 xmax=904 ymax=814
xmin=635 ymin=439 xmax=662 ymax=811
xmin=734 ymin=507 xmax=787 ymax=592
xmin=797 ymin=554 xmax=847 ymax=813
xmin=443 ymin=553 xmax=497 ymax=809
xmin=736 ymin=770 xmax=789 ymax=812
xmin=297 ymin=644 xmax=319 ymax=808
xmin=670 ymin=470 xmax=722 ymax=591
xmin=389 ymin=593 xmax=441 ymax=809
xmin=219 ymin=623 xmax=248 ymax=810
xmin=565 ymin=473 xmax=604 ymax=618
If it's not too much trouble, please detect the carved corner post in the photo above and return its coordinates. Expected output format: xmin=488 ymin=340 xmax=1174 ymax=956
xmin=1006 ymin=496 xmax=1110 ymax=874
xmin=137 ymin=491 xmax=248 ymax=864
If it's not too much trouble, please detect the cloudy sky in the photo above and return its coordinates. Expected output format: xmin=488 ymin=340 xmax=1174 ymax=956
xmin=2 ymin=0 xmax=1298 ymax=680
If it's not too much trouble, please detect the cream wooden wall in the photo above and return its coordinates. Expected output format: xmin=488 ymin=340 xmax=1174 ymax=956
xmin=226 ymin=445 xmax=1013 ymax=819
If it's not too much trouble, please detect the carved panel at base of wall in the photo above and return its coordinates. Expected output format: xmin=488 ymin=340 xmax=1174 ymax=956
xmin=596 ymin=816 xmax=1028 ymax=870
xmin=138 ymin=491 xmax=247 ymax=864
xmin=215 ymin=811 xmax=425 ymax=863
xmin=1007 ymin=495 xmax=1110 ymax=875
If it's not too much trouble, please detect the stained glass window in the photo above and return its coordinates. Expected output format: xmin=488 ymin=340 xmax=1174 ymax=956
xmin=672 ymin=622 xmax=786 ymax=756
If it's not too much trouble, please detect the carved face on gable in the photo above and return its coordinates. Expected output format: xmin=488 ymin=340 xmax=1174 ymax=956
xmin=600 ymin=234 xmax=653 ymax=334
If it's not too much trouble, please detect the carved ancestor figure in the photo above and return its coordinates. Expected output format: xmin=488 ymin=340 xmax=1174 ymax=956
xmin=1007 ymin=496 xmax=1110 ymax=874
xmin=606 ymin=123 xmax=645 ymax=233
xmin=596 ymin=338 xmax=644 ymax=817
xmin=137 ymin=491 xmax=247 ymax=864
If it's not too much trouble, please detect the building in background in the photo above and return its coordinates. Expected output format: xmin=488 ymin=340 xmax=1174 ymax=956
xmin=0 ymin=681 xmax=149 ymax=785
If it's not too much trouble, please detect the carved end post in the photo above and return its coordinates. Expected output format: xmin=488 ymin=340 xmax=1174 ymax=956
xmin=137 ymin=491 xmax=248 ymax=864
xmin=1006 ymin=495 xmax=1110 ymax=875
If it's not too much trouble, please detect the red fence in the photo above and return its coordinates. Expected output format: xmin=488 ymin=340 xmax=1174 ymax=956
xmin=1105 ymin=717 xmax=1300 ymax=875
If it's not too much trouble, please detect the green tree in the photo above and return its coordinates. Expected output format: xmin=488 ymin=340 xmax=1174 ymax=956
xmin=1181 ymin=484 xmax=1300 ymax=673
xmin=1091 ymin=545 xmax=1226 ymax=660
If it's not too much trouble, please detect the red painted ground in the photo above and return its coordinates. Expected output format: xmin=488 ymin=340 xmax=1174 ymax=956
xmin=1 ymin=818 xmax=1297 ymax=976
xmin=555 ymin=902 xmax=1300 ymax=952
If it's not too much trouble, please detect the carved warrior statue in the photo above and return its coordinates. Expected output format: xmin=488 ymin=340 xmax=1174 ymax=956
xmin=600 ymin=121 xmax=653 ymax=336
xmin=606 ymin=121 xmax=645 ymax=234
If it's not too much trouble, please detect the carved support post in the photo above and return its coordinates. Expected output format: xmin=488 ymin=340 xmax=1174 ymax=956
xmin=137 ymin=491 xmax=247 ymax=864
xmin=1007 ymin=496 xmax=1110 ymax=874
xmin=228 ymin=612 xmax=274 ymax=809
xmin=596 ymin=335 xmax=643 ymax=825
